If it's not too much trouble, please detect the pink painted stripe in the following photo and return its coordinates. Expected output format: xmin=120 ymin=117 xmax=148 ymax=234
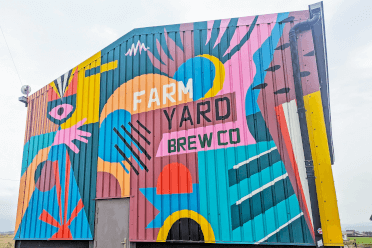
xmin=219 ymin=17 xmax=277 ymax=96
xmin=179 ymin=23 xmax=193 ymax=32
xmin=213 ymin=19 xmax=231 ymax=48
xmin=237 ymin=15 xmax=258 ymax=26
xmin=255 ymin=13 xmax=278 ymax=24
xmin=223 ymin=16 xmax=258 ymax=57
xmin=156 ymin=22 xmax=280 ymax=157
xmin=155 ymin=120 xmax=256 ymax=157
xmin=205 ymin=20 xmax=214 ymax=45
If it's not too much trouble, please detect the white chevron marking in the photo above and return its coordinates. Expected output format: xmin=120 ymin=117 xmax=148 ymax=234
xmin=236 ymin=173 xmax=288 ymax=205
xmin=255 ymin=212 xmax=304 ymax=244
xmin=233 ymin=146 xmax=278 ymax=170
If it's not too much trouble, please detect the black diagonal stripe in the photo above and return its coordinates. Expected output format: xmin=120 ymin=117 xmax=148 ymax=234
xmin=228 ymin=149 xmax=281 ymax=186
xmin=121 ymin=125 xmax=151 ymax=160
xmin=300 ymin=71 xmax=310 ymax=77
xmin=231 ymin=176 xmax=295 ymax=230
xmin=253 ymin=83 xmax=268 ymax=90
xmin=274 ymin=43 xmax=290 ymax=51
xmin=136 ymin=120 xmax=151 ymax=134
xmin=280 ymin=16 xmax=295 ymax=23
xmin=113 ymin=127 xmax=149 ymax=172
xmin=274 ymin=87 xmax=290 ymax=95
xmin=129 ymin=122 xmax=150 ymax=145
xmin=114 ymin=144 xmax=139 ymax=175
xmin=304 ymin=50 xmax=315 ymax=56
xmin=265 ymin=65 xmax=281 ymax=72
xmin=53 ymin=80 xmax=63 ymax=98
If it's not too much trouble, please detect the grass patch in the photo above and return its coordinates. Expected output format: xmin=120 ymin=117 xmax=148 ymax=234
xmin=348 ymin=236 xmax=372 ymax=245
xmin=0 ymin=234 xmax=14 ymax=248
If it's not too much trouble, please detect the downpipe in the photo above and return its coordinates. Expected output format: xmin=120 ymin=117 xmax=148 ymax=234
xmin=289 ymin=12 xmax=324 ymax=248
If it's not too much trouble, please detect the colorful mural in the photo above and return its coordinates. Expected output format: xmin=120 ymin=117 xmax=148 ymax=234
xmin=98 ymin=11 xmax=318 ymax=245
xmin=15 ymin=52 xmax=113 ymax=240
xmin=16 ymin=7 xmax=341 ymax=246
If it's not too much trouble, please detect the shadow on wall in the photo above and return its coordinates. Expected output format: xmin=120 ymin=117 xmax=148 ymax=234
xmin=15 ymin=240 xmax=90 ymax=248
xmin=136 ymin=242 xmax=317 ymax=248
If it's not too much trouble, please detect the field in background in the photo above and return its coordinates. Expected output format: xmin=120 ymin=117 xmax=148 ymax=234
xmin=348 ymin=236 xmax=372 ymax=245
xmin=0 ymin=234 xmax=14 ymax=248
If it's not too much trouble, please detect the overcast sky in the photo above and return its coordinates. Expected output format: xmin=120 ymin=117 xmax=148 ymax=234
xmin=0 ymin=0 xmax=371 ymax=232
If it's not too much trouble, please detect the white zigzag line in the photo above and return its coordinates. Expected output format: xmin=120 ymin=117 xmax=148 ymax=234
xmin=125 ymin=41 xmax=150 ymax=56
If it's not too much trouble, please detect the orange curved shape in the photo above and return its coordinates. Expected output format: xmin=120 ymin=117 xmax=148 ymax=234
xmin=15 ymin=147 xmax=50 ymax=233
xmin=97 ymin=157 xmax=130 ymax=197
xmin=156 ymin=162 xmax=193 ymax=195
xmin=100 ymin=74 xmax=193 ymax=124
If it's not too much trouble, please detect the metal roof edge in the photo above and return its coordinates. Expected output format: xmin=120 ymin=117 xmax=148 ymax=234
xmin=101 ymin=9 xmax=308 ymax=55
xmin=30 ymin=8 xmax=311 ymax=97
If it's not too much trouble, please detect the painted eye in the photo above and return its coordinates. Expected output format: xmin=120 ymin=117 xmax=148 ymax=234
xmin=49 ymin=104 xmax=73 ymax=120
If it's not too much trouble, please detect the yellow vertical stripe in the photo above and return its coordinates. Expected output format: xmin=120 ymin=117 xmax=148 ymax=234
xmin=49 ymin=82 xmax=60 ymax=98
xmin=304 ymin=91 xmax=343 ymax=246
xmin=61 ymin=52 xmax=101 ymax=129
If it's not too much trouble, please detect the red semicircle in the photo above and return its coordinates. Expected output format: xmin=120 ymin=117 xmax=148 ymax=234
xmin=156 ymin=162 xmax=193 ymax=195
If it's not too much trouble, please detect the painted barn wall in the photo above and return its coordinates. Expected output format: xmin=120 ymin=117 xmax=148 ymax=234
xmin=15 ymin=52 xmax=103 ymax=240
xmin=120 ymin=11 xmax=317 ymax=245
xmin=15 ymin=4 xmax=342 ymax=246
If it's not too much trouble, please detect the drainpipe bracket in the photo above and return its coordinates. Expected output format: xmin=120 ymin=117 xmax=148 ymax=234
xmin=305 ymin=160 xmax=316 ymax=178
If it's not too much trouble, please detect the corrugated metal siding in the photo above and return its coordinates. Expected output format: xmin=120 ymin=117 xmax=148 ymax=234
xmin=15 ymin=57 xmax=101 ymax=240
xmin=23 ymin=86 xmax=59 ymax=145
xmin=15 ymin=4 xmax=342 ymax=246
xmin=96 ymin=10 xmax=317 ymax=245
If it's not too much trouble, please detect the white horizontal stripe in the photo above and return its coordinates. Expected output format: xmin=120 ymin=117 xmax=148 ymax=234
xmin=233 ymin=146 xmax=278 ymax=169
xmin=255 ymin=212 xmax=304 ymax=244
xmin=236 ymin=173 xmax=288 ymax=205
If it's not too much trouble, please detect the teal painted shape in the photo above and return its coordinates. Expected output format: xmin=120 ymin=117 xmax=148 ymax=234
xmin=198 ymin=141 xmax=276 ymax=242
xmin=230 ymin=176 xmax=295 ymax=230
xmin=21 ymin=132 xmax=56 ymax=176
xmin=173 ymin=56 xmax=215 ymax=100
xmin=265 ymin=215 xmax=313 ymax=244
xmin=85 ymin=66 xmax=100 ymax=77
xmin=139 ymin=184 xmax=200 ymax=229
xmin=15 ymin=145 xmax=92 ymax=240
xmin=67 ymin=122 xmax=99 ymax=235
xmin=198 ymin=140 xmax=312 ymax=244
xmin=230 ymin=194 xmax=303 ymax=243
